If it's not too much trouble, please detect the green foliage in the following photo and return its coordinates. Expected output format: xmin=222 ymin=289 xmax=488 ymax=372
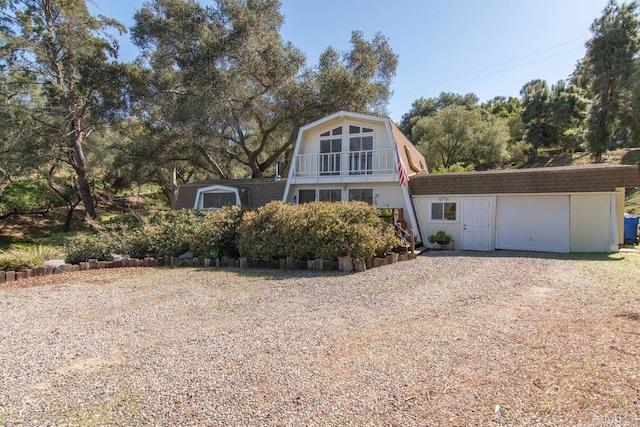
xmin=427 ymin=231 xmax=450 ymax=244
xmin=434 ymin=163 xmax=475 ymax=173
xmin=412 ymin=105 xmax=511 ymax=170
xmin=237 ymin=202 xmax=402 ymax=260
xmin=0 ymin=179 xmax=62 ymax=214
xmin=0 ymin=245 xmax=58 ymax=271
xmin=520 ymin=79 xmax=589 ymax=162
xmin=399 ymin=92 xmax=479 ymax=139
xmin=63 ymin=235 xmax=114 ymax=264
xmin=189 ymin=206 xmax=244 ymax=258
xmin=580 ymin=0 xmax=640 ymax=161
xmin=140 ymin=210 xmax=204 ymax=257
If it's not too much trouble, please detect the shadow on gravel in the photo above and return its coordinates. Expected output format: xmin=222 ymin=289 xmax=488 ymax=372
xmin=191 ymin=267 xmax=351 ymax=280
xmin=419 ymin=249 xmax=632 ymax=262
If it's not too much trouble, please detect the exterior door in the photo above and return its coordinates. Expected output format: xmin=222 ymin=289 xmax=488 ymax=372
xmin=462 ymin=198 xmax=492 ymax=251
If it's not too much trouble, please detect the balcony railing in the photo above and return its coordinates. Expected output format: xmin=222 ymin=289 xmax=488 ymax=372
xmin=293 ymin=149 xmax=397 ymax=178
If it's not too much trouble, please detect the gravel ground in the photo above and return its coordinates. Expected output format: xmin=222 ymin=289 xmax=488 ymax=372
xmin=1 ymin=251 xmax=639 ymax=426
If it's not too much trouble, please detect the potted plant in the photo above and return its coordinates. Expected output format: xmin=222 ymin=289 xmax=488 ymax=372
xmin=428 ymin=231 xmax=451 ymax=247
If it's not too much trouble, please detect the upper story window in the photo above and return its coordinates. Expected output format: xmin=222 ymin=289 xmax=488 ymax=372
xmin=349 ymin=126 xmax=374 ymax=175
xmin=319 ymin=126 xmax=342 ymax=175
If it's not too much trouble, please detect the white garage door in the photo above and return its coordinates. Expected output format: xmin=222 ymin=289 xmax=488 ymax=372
xmin=496 ymin=196 xmax=570 ymax=253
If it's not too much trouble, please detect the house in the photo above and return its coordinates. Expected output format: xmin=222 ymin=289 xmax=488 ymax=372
xmin=281 ymin=110 xmax=428 ymax=242
xmin=174 ymin=178 xmax=286 ymax=210
xmin=409 ymin=164 xmax=640 ymax=253
xmin=175 ymin=110 xmax=640 ymax=254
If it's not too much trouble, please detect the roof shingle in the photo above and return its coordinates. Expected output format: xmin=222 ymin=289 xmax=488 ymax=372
xmin=409 ymin=164 xmax=640 ymax=195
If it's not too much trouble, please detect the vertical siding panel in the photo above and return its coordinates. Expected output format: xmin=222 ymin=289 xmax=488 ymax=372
xmin=570 ymin=194 xmax=611 ymax=252
xmin=412 ymin=196 xmax=461 ymax=249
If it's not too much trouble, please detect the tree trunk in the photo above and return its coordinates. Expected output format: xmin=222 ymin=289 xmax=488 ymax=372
xmin=250 ymin=162 xmax=264 ymax=178
xmin=70 ymin=119 xmax=97 ymax=220
xmin=170 ymin=162 xmax=178 ymax=208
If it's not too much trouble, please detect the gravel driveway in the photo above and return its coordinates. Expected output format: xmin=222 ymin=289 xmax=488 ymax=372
xmin=1 ymin=251 xmax=639 ymax=426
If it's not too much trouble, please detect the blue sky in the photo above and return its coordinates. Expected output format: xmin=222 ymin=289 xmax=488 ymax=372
xmin=90 ymin=0 xmax=610 ymax=122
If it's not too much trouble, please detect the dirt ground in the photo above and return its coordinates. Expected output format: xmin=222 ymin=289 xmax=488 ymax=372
xmin=1 ymin=250 xmax=639 ymax=425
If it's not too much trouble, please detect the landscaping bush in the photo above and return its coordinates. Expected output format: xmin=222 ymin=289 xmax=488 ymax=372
xmin=144 ymin=210 xmax=203 ymax=257
xmin=63 ymin=235 xmax=115 ymax=264
xmin=237 ymin=201 xmax=402 ymax=260
xmin=189 ymin=206 xmax=244 ymax=258
xmin=0 ymin=245 xmax=58 ymax=271
xmin=237 ymin=202 xmax=296 ymax=259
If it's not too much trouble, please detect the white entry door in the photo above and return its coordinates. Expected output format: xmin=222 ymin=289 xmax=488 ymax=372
xmin=462 ymin=198 xmax=492 ymax=251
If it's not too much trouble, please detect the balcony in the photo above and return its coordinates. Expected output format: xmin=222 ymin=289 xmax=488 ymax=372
xmin=292 ymin=148 xmax=397 ymax=179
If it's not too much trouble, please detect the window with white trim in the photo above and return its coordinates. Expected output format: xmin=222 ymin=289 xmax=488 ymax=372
xmin=348 ymin=126 xmax=374 ymax=175
xmin=194 ymin=185 xmax=241 ymax=210
xmin=319 ymin=126 xmax=342 ymax=175
xmin=430 ymin=201 xmax=457 ymax=221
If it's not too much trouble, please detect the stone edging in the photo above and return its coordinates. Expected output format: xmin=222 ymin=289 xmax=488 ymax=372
xmin=0 ymin=252 xmax=417 ymax=284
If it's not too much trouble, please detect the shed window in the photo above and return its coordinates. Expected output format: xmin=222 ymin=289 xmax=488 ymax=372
xmin=431 ymin=202 xmax=457 ymax=221
xmin=203 ymin=192 xmax=236 ymax=209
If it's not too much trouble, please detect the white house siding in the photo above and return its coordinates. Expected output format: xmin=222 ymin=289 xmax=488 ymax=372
xmin=570 ymin=194 xmax=614 ymax=252
xmin=299 ymin=119 xmax=391 ymax=156
xmin=615 ymin=187 xmax=626 ymax=245
xmin=412 ymin=196 xmax=463 ymax=249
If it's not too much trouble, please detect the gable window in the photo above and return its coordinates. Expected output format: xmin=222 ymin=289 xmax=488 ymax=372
xmin=319 ymin=126 xmax=342 ymax=175
xmin=203 ymin=192 xmax=236 ymax=209
xmin=348 ymin=189 xmax=373 ymax=205
xmin=349 ymin=126 xmax=374 ymax=175
xmin=431 ymin=201 xmax=457 ymax=221
xmin=194 ymin=185 xmax=241 ymax=210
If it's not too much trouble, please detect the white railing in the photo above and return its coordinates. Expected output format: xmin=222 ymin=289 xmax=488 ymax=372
xmin=293 ymin=149 xmax=397 ymax=178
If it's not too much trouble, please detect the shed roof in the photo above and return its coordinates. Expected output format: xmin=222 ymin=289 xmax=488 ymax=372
xmin=409 ymin=164 xmax=640 ymax=195
xmin=174 ymin=178 xmax=286 ymax=210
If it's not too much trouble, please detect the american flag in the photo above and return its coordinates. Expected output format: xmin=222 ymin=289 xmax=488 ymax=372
xmin=397 ymin=156 xmax=409 ymax=187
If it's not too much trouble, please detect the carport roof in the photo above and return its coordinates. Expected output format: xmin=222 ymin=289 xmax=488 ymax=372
xmin=409 ymin=164 xmax=640 ymax=195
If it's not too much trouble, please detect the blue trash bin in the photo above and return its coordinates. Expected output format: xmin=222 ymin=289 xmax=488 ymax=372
xmin=624 ymin=216 xmax=639 ymax=245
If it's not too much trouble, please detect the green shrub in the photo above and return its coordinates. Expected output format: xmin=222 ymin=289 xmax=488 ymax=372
xmin=144 ymin=210 xmax=203 ymax=257
xmin=237 ymin=201 xmax=402 ymax=260
xmin=0 ymin=245 xmax=58 ymax=271
xmin=63 ymin=235 xmax=115 ymax=264
xmin=237 ymin=202 xmax=296 ymax=259
xmin=189 ymin=206 xmax=244 ymax=258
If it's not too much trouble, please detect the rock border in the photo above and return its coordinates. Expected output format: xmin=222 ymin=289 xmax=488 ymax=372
xmin=0 ymin=252 xmax=418 ymax=284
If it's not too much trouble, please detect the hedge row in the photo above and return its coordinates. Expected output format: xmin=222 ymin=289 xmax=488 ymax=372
xmin=63 ymin=202 xmax=405 ymax=264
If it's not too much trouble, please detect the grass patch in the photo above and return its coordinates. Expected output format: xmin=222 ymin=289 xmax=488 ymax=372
xmin=0 ymin=245 xmax=61 ymax=271
xmin=625 ymin=188 xmax=640 ymax=215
